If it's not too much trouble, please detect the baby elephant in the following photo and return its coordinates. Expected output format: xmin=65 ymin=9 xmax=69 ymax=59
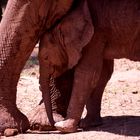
xmin=38 ymin=0 xmax=94 ymax=127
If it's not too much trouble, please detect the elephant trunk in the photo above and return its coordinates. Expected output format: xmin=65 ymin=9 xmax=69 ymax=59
xmin=39 ymin=62 xmax=55 ymax=126
xmin=41 ymin=79 xmax=55 ymax=126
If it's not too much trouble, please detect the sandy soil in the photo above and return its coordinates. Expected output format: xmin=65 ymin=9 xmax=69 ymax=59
xmin=1 ymin=53 xmax=140 ymax=139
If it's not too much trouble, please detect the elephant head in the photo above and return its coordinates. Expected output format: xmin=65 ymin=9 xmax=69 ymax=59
xmin=38 ymin=0 xmax=94 ymax=126
xmin=0 ymin=0 xmax=74 ymax=135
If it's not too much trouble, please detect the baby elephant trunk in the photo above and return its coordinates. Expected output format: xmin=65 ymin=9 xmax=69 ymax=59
xmin=39 ymin=62 xmax=55 ymax=126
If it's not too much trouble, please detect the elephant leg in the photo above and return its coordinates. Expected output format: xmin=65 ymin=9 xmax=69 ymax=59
xmin=80 ymin=59 xmax=114 ymax=129
xmin=55 ymin=31 xmax=105 ymax=132
xmin=29 ymin=69 xmax=74 ymax=131
xmin=0 ymin=0 xmax=47 ymax=135
xmin=55 ymin=69 xmax=74 ymax=117
xmin=0 ymin=48 xmax=32 ymax=134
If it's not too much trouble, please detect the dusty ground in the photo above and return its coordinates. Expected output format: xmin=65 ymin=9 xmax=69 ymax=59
xmin=1 ymin=48 xmax=140 ymax=140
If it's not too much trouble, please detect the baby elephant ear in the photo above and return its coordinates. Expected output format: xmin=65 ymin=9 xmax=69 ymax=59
xmin=58 ymin=0 xmax=94 ymax=69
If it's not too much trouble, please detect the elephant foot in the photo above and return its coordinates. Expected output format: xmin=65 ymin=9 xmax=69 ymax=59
xmin=55 ymin=119 xmax=77 ymax=133
xmin=4 ymin=129 xmax=18 ymax=137
xmin=0 ymin=104 xmax=29 ymax=136
xmin=28 ymin=103 xmax=64 ymax=131
xmin=79 ymin=116 xmax=103 ymax=129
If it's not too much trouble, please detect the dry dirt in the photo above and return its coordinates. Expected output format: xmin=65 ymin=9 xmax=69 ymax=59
xmin=1 ymin=49 xmax=140 ymax=140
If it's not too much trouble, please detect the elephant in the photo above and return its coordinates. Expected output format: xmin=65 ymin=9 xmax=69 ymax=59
xmin=0 ymin=0 xmax=76 ymax=135
xmin=38 ymin=0 xmax=94 ymax=127
xmin=52 ymin=0 xmax=140 ymax=133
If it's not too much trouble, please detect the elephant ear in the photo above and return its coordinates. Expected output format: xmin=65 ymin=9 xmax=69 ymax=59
xmin=54 ymin=0 xmax=94 ymax=69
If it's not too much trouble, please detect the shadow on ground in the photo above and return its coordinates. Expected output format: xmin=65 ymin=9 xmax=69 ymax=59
xmin=85 ymin=115 xmax=140 ymax=137
xmin=26 ymin=116 xmax=140 ymax=137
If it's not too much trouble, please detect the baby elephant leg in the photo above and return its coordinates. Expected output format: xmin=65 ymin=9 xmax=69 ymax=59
xmin=80 ymin=59 xmax=114 ymax=129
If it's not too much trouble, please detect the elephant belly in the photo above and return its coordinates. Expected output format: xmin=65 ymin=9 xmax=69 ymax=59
xmin=103 ymin=44 xmax=130 ymax=60
xmin=103 ymin=12 xmax=140 ymax=60
xmin=103 ymin=33 xmax=140 ymax=61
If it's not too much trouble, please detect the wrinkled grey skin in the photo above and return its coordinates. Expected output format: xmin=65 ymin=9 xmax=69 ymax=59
xmin=0 ymin=0 xmax=73 ymax=135
xmin=55 ymin=0 xmax=140 ymax=133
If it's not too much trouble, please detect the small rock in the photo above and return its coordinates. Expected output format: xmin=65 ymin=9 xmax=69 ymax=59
xmin=31 ymin=72 xmax=36 ymax=76
xmin=132 ymin=91 xmax=138 ymax=94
